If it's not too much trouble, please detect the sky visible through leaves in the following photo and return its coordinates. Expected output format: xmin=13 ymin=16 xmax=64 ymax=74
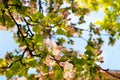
xmin=0 ymin=9 xmax=120 ymax=79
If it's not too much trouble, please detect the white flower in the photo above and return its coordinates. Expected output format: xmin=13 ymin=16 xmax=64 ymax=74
xmin=44 ymin=38 xmax=57 ymax=47
xmin=63 ymin=71 xmax=74 ymax=79
xmin=61 ymin=62 xmax=75 ymax=79
xmin=52 ymin=47 xmax=60 ymax=56
xmin=44 ymin=55 xmax=55 ymax=67
xmin=59 ymin=62 xmax=65 ymax=67
xmin=44 ymin=38 xmax=61 ymax=56
xmin=64 ymin=62 xmax=73 ymax=71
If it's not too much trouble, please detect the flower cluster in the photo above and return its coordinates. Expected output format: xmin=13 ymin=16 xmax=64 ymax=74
xmin=60 ymin=62 xmax=75 ymax=79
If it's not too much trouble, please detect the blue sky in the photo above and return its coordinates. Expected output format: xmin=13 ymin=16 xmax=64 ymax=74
xmin=0 ymin=10 xmax=120 ymax=79
xmin=0 ymin=31 xmax=17 ymax=79
xmin=0 ymin=31 xmax=18 ymax=58
xmin=67 ymin=9 xmax=120 ymax=70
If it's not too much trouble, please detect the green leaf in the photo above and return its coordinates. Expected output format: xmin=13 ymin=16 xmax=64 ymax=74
xmin=56 ymin=28 xmax=66 ymax=35
xmin=53 ymin=65 xmax=63 ymax=80
xmin=28 ymin=74 xmax=36 ymax=80
xmin=26 ymin=57 xmax=35 ymax=62
xmin=60 ymin=56 xmax=70 ymax=61
xmin=85 ymin=45 xmax=94 ymax=52
xmin=32 ymin=26 xmax=41 ymax=33
xmin=19 ymin=6 xmax=28 ymax=14
xmin=14 ymin=55 xmax=21 ymax=61
xmin=30 ymin=0 xmax=37 ymax=2
xmin=27 ymin=59 xmax=38 ymax=68
xmin=41 ymin=64 xmax=49 ymax=73
xmin=5 ymin=70 xmax=15 ymax=79
xmin=56 ymin=38 xmax=66 ymax=45
xmin=31 ymin=12 xmax=44 ymax=22
xmin=48 ymin=13 xmax=57 ymax=19
xmin=33 ymin=34 xmax=43 ymax=45
xmin=0 ymin=58 xmax=6 ymax=67
xmin=18 ymin=67 xmax=28 ymax=77
xmin=76 ymin=64 xmax=83 ymax=71
xmin=85 ymin=50 xmax=94 ymax=57
xmin=10 ymin=62 xmax=21 ymax=71
xmin=71 ymin=57 xmax=83 ymax=64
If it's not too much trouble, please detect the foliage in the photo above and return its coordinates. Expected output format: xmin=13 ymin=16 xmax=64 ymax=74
xmin=0 ymin=0 xmax=120 ymax=79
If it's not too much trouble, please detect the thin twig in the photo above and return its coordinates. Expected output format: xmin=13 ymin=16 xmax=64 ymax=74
xmin=38 ymin=0 xmax=43 ymax=13
xmin=96 ymin=66 xmax=120 ymax=79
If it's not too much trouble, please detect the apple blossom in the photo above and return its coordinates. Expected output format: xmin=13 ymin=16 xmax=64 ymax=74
xmin=44 ymin=38 xmax=57 ymax=47
xmin=44 ymin=55 xmax=56 ymax=67
xmin=64 ymin=62 xmax=73 ymax=71
xmin=59 ymin=62 xmax=65 ymax=67
xmin=99 ymin=56 xmax=104 ymax=63
xmin=63 ymin=71 xmax=74 ymax=79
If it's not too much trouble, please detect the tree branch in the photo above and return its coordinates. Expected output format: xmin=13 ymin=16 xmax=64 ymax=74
xmin=38 ymin=0 xmax=43 ymax=13
xmin=96 ymin=66 xmax=120 ymax=79
xmin=1 ymin=48 xmax=27 ymax=68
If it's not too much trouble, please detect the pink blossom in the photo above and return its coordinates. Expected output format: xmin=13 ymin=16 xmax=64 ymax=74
xmin=64 ymin=62 xmax=73 ymax=71
xmin=26 ymin=51 xmax=31 ymax=58
xmin=55 ymin=54 xmax=62 ymax=60
xmin=59 ymin=62 xmax=65 ymax=67
xmin=44 ymin=56 xmax=55 ymax=67
xmin=44 ymin=38 xmax=57 ymax=47
xmin=94 ymin=49 xmax=102 ymax=56
xmin=52 ymin=47 xmax=60 ymax=56
xmin=99 ymin=56 xmax=104 ymax=63
xmin=63 ymin=71 xmax=74 ymax=79
xmin=0 ymin=0 xmax=2 ymax=3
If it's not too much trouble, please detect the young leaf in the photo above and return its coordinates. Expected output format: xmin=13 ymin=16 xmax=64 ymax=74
xmin=56 ymin=28 xmax=66 ymax=35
